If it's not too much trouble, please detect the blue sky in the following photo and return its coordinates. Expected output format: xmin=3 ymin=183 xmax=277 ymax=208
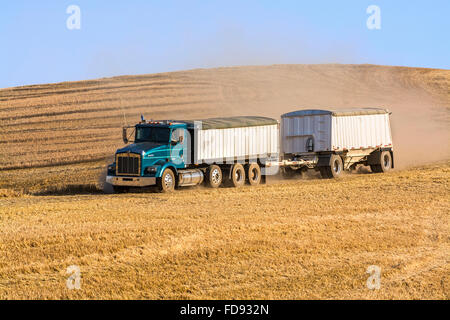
xmin=1 ymin=0 xmax=449 ymax=88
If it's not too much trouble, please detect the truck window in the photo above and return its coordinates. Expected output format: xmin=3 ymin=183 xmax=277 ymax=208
xmin=171 ymin=128 xmax=185 ymax=144
xmin=135 ymin=127 xmax=170 ymax=143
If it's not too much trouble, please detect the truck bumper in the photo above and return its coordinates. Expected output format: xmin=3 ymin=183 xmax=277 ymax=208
xmin=106 ymin=176 xmax=156 ymax=187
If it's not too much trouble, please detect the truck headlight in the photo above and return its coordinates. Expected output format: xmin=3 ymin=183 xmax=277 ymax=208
xmin=144 ymin=166 xmax=158 ymax=175
xmin=107 ymin=163 xmax=116 ymax=174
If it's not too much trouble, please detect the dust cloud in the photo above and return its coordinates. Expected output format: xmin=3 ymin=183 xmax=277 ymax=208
xmin=171 ymin=64 xmax=449 ymax=169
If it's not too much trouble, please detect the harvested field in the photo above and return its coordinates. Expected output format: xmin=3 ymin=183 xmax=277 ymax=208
xmin=0 ymin=162 xmax=449 ymax=299
xmin=0 ymin=64 xmax=449 ymax=299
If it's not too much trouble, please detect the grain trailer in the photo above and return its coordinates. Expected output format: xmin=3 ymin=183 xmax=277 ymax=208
xmin=106 ymin=116 xmax=279 ymax=192
xmin=273 ymin=108 xmax=394 ymax=178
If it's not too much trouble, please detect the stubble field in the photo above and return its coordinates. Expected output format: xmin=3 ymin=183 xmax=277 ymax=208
xmin=0 ymin=64 xmax=448 ymax=299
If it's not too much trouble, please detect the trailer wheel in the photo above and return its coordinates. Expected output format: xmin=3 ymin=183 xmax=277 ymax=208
xmin=230 ymin=164 xmax=246 ymax=188
xmin=157 ymin=168 xmax=176 ymax=193
xmin=371 ymin=151 xmax=392 ymax=173
xmin=246 ymin=163 xmax=261 ymax=186
xmin=320 ymin=155 xmax=343 ymax=179
xmin=205 ymin=165 xmax=222 ymax=188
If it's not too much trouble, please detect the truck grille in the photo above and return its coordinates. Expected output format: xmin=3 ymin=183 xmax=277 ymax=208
xmin=116 ymin=153 xmax=141 ymax=176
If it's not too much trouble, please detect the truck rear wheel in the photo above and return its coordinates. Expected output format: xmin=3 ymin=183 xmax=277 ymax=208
xmin=371 ymin=151 xmax=392 ymax=173
xmin=320 ymin=154 xmax=343 ymax=179
xmin=230 ymin=164 xmax=246 ymax=188
xmin=205 ymin=165 xmax=222 ymax=188
xmin=246 ymin=163 xmax=261 ymax=186
xmin=157 ymin=168 xmax=176 ymax=193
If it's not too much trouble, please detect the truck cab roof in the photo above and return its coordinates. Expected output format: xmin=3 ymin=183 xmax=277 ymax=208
xmin=136 ymin=121 xmax=187 ymax=128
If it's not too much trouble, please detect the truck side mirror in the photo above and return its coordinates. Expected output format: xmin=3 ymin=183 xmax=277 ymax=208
xmin=171 ymin=136 xmax=183 ymax=146
xmin=122 ymin=128 xmax=129 ymax=144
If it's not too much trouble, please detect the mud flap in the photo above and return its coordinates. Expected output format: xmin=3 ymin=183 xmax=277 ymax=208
xmin=366 ymin=150 xmax=382 ymax=165
xmin=367 ymin=148 xmax=394 ymax=168
xmin=317 ymin=154 xmax=332 ymax=167
xmin=390 ymin=150 xmax=395 ymax=168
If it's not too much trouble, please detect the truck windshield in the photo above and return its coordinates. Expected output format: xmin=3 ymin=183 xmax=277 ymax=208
xmin=135 ymin=126 xmax=170 ymax=143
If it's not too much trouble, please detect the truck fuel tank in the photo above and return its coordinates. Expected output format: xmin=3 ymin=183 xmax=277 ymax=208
xmin=178 ymin=169 xmax=204 ymax=187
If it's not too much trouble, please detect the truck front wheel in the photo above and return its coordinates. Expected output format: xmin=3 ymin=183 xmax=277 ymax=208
xmin=205 ymin=165 xmax=222 ymax=188
xmin=157 ymin=168 xmax=176 ymax=192
xmin=371 ymin=151 xmax=392 ymax=173
xmin=320 ymin=155 xmax=343 ymax=179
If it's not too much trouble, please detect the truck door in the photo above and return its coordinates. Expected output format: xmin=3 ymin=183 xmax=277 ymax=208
xmin=170 ymin=128 xmax=187 ymax=168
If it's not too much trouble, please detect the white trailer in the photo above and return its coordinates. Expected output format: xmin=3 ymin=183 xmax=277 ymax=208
xmin=272 ymin=108 xmax=394 ymax=178
xmin=177 ymin=116 xmax=280 ymax=189
xmin=191 ymin=117 xmax=279 ymax=164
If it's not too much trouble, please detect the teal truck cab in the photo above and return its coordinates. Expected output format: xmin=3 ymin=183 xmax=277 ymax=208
xmin=106 ymin=119 xmax=194 ymax=193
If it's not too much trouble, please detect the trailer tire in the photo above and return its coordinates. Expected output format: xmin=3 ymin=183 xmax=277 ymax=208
xmin=320 ymin=155 xmax=343 ymax=179
xmin=157 ymin=168 xmax=176 ymax=193
xmin=230 ymin=164 xmax=246 ymax=188
xmin=205 ymin=165 xmax=222 ymax=188
xmin=371 ymin=151 xmax=392 ymax=173
xmin=246 ymin=163 xmax=261 ymax=186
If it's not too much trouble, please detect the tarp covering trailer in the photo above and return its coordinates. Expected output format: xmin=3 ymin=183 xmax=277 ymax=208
xmin=179 ymin=116 xmax=279 ymax=164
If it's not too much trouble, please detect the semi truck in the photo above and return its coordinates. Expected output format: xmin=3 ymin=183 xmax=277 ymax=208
xmin=105 ymin=108 xmax=394 ymax=193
